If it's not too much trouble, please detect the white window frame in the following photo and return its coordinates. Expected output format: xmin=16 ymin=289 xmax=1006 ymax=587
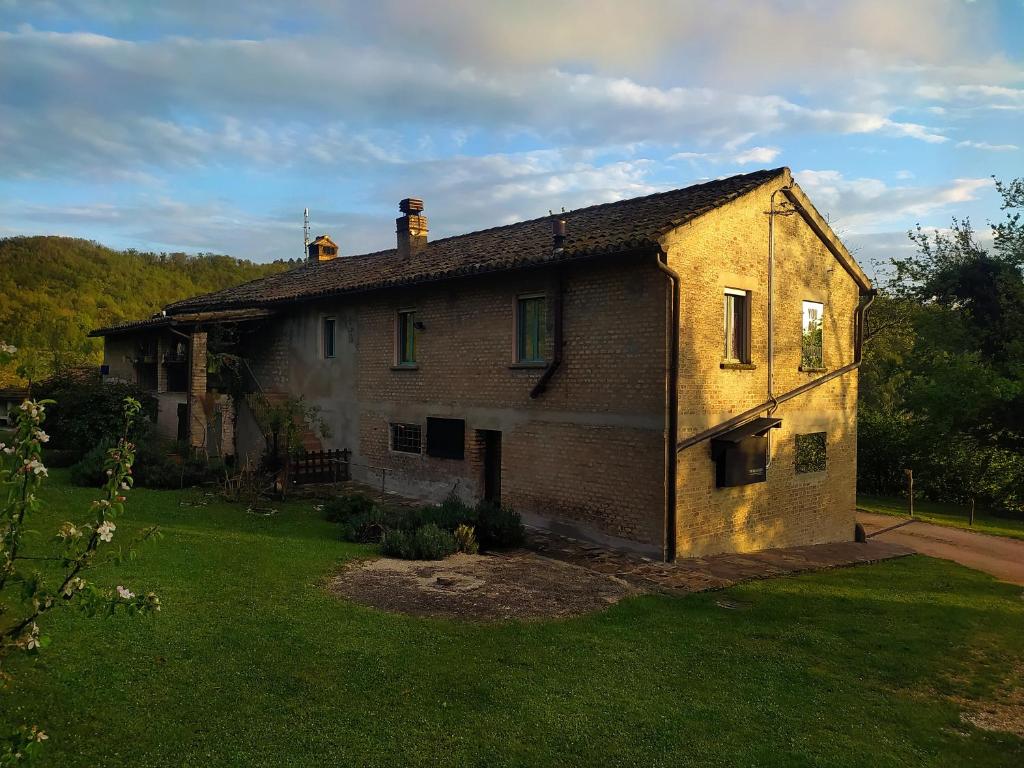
xmin=723 ymin=288 xmax=750 ymax=363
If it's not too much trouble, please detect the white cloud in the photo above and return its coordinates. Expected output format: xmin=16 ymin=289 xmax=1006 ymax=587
xmin=795 ymin=170 xmax=993 ymax=232
xmin=0 ymin=26 xmax=956 ymax=180
xmin=733 ymin=146 xmax=781 ymax=164
xmin=956 ymin=140 xmax=1019 ymax=151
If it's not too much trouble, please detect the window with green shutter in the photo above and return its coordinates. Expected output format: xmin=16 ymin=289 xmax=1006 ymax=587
xmin=397 ymin=309 xmax=416 ymax=365
xmin=516 ymin=295 xmax=546 ymax=363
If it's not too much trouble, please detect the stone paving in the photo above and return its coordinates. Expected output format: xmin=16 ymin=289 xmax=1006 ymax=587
xmin=526 ymin=529 xmax=915 ymax=594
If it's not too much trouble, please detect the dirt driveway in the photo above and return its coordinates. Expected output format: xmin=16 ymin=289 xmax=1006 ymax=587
xmin=858 ymin=512 xmax=1024 ymax=585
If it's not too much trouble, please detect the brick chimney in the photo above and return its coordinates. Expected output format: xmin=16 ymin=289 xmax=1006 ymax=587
xmin=396 ymin=198 xmax=428 ymax=258
xmin=308 ymin=234 xmax=339 ymax=263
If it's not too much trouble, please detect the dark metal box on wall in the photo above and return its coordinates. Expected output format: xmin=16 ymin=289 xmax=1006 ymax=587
xmin=710 ymin=417 xmax=782 ymax=488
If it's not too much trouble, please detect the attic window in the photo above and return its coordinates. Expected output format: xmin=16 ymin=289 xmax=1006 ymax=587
xmin=396 ymin=309 xmax=416 ymax=365
xmin=322 ymin=316 xmax=336 ymax=359
xmin=801 ymin=301 xmax=824 ymax=370
xmin=724 ymin=288 xmax=750 ymax=363
xmin=516 ymin=295 xmax=546 ymax=363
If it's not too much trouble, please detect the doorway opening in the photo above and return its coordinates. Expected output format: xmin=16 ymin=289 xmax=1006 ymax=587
xmin=479 ymin=430 xmax=502 ymax=504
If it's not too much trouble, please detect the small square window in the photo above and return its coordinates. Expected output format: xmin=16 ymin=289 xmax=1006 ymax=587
xmin=724 ymin=289 xmax=750 ymax=363
xmin=390 ymin=422 xmax=422 ymax=454
xmin=397 ymin=310 xmax=416 ymax=365
xmin=322 ymin=317 xmax=336 ymax=359
xmin=517 ymin=295 xmax=546 ymax=363
xmin=801 ymin=300 xmax=824 ymax=369
xmin=426 ymin=417 xmax=465 ymax=460
xmin=795 ymin=432 xmax=826 ymax=474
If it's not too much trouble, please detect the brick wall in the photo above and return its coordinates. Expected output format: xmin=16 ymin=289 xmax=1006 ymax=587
xmin=188 ymin=331 xmax=208 ymax=449
xmin=662 ymin=176 xmax=861 ymax=557
xmin=352 ymin=258 xmax=669 ymax=549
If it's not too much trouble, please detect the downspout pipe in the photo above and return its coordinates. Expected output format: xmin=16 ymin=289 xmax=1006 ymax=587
xmin=767 ymin=186 xmax=789 ymax=417
xmin=653 ymin=247 xmax=681 ymax=562
xmin=676 ymin=289 xmax=876 ymax=453
xmin=529 ymin=269 xmax=564 ymax=399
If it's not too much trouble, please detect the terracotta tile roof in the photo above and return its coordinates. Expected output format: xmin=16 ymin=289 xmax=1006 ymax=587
xmin=158 ymin=168 xmax=784 ymax=314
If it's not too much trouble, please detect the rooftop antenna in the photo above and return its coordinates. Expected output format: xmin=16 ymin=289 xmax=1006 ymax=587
xmin=303 ymin=207 xmax=310 ymax=258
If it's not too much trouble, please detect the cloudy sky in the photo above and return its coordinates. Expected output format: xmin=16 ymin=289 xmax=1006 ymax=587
xmin=1 ymin=1 xmax=1022 ymax=278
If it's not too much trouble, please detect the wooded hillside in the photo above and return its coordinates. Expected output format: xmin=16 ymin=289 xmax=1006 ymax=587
xmin=0 ymin=236 xmax=290 ymax=385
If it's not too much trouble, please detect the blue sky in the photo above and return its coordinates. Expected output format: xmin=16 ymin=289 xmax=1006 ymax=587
xmin=1 ymin=1 xmax=1022 ymax=280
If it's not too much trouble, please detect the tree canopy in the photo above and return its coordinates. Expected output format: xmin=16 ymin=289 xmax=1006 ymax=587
xmin=859 ymin=177 xmax=1024 ymax=513
xmin=0 ymin=236 xmax=291 ymax=386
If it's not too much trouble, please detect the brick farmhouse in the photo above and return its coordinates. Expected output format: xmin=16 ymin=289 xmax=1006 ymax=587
xmin=92 ymin=167 xmax=874 ymax=560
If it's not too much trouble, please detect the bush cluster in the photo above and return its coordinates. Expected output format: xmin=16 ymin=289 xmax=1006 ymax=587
xmin=325 ymin=491 xmax=524 ymax=559
xmin=69 ymin=432 xmax=224 ymax=490
xmin=381 ymin=524 xmax=456 ymax=560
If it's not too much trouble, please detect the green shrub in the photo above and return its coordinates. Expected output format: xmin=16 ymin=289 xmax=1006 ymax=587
xmin=323 ymin=493 xmax=378 ymax=523
xmin=410 ymin=524 xmax=457 ymax=560
xmin=68 ymin=441 xmax=110 ymax=487
xmin=381 ymin=523 xmax=457 ymax=560
xmin=69 ymin=432 xmax=222 ymax=489
xmin=453 ymin=524 xmax=479 ymax=555
xmin=380 ymin=528 xmax=413 ymax=559
xmin=415 ymin=494 xmax=476 ymax=531
xmin=475 ymin=502 xmax=525 ymax=549
xmin=32 ymin=372 xmax=156 ymax=457
xmin=339 ymin=506 xmax=397 ymax=544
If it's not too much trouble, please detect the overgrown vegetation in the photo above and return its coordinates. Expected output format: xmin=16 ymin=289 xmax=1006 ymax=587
xmin=0 ymin=236 xmax=290 ymax=387
xmin=322 ymin=492 xmax=524 ymax=559
xmin=859 ymin=177 xmax=1024 ymax=515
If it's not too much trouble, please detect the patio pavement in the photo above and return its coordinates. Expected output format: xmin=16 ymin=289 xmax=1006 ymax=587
xmin=527 ymin=530 xmax=915 ymax=594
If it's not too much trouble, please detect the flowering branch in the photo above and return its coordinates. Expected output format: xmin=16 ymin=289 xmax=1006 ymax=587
xmin=0 ymin=344 xmax=162 ymax=762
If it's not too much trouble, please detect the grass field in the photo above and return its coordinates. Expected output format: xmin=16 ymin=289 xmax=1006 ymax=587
xmin=859 ymin=494 xmax=1024 ymax=541
xmin=3 ymin=472 xmax=1022 ymax=767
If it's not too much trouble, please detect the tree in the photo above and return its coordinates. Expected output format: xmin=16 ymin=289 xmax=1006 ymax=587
xmin=858 ymin=177 xmax=1024 ymax=512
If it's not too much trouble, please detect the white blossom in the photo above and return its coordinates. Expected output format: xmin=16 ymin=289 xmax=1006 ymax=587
xmin=58 ymin=522 xmax=82 ymax=540
xmin=23 ymin=458 xmax=48 ymax=477
xmin=116 ymin=585 xmax=135 ymax=600
xmin=120 ymin=481 xmax=130 ymax=491
xmin=97 ymin=520 xmax=116 ymax=542
xmin=33 ymin=429 xmax=49 ymax=443
xmin=23 ymin=623 xmax=40 ymax=650
xmin=0 ymin=342 xmax=16 ymax=354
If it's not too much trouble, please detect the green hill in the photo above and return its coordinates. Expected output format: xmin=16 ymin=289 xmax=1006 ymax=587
xmin=0 ymin=236 xmax=291 ymax=386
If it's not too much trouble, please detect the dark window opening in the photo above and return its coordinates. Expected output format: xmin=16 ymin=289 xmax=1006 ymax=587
xmin=390 ymin=422 xmax=422 ymax=454
xmin=166 ymin=362 xmax=187 ymax=393
xmin=724 ymin=289 xmax=750 ymax=363
xmin=517 ymin=295 xmax=546 ymax=363
xmin=397 ymin=310 xmax=416 ymax=365
xmin=427 ymin=417 xmax=465 ymax=460
xmin=795 ymin=432 xmax=827 ymax=473
xmin=323 ymin=316 xmax=336 ymax=359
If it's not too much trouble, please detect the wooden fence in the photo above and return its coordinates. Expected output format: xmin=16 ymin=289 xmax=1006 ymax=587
xmin=289 ymin=448 xmax=351 ymax=485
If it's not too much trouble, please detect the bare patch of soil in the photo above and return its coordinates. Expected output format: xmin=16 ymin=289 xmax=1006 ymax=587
xmin=959 ymin=701 xmax=1024 ymax=738
xmin=330 ymin=551 xmax=638 ymax=620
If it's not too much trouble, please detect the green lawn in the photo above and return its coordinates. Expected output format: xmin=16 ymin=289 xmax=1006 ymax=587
xmin=859 ymin=494 xmax=1024 ymax=541
xmin=3 ymin=472 xmax=1023 ymax=767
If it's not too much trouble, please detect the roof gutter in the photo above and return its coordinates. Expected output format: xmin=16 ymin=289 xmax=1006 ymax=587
xmin=676 ymin=289 xmax=876 ymax=453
